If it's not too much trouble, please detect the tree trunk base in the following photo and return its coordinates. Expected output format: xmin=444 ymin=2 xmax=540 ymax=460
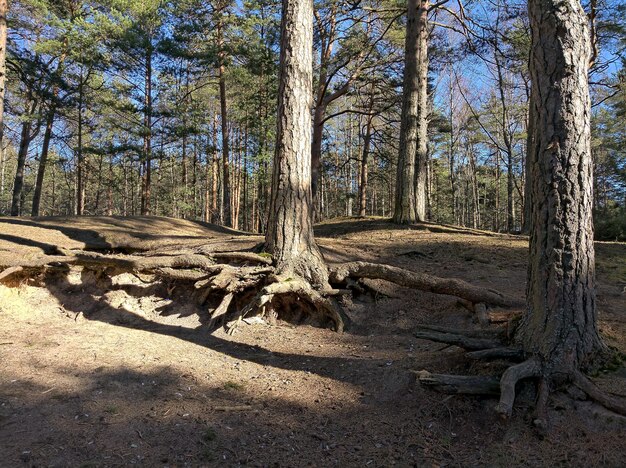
xmin=411 ymin=323 xmax=626 ymax=428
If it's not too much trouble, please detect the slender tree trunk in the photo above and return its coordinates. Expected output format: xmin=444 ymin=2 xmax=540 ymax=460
xmin=522 ymin=88 xmax=535 ymax=235
xmin=414 ymin=0 xmax=429 ymax=221
xmin=217 ymin=18 xmax=232 ymax=227
xmin=358 ymin=113 xmax=374 ymax=217
xmin=11 ymin=98 xmax=39 ymax=216
xmin=522 ymin=0 xmax=604 ymax=369
xmin=11 ymin=120 xmax=34 ymax=216
xmin=266 ymin=0 xmax=329 ymax=288
xmin=76 ymin=76 xmax=86 ymax=215
xmin=0 ymin=0 xmax=7 ymax=192
xmin=393 ymin=0 xmax=429 ymax=224
xmin=211 ymin=113 xmax=219 ymax=223
xmin=141 ymin=43 xmax=153 ymax=215
xmin=32 ymin=109 xmax=55 ymax=216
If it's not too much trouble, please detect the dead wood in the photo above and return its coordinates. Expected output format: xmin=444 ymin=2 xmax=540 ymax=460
xmin=416 ymin=324 xmax=505 ymax=339
xmin=466 ymin=347 xmax=524 ymax=361
xmin=330 ymin=262 xmax=517 ymax=307
xmin=414 ymin=370 xmax=501 ymax=395
xmin=414 ymin=329 xmax=502 ymax=350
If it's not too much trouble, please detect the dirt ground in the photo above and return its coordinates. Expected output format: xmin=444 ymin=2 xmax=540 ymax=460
xmin=1 ymin=216 xmax=625 ymax=467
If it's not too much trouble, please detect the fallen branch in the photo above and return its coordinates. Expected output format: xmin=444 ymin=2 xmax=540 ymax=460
xmin=414 ymin=328 xmax=502 ymax=350
xmin=414 ymin=370 xmax=501 ymax=395
xmin=466 ymin=347 xmax=524 ymax=361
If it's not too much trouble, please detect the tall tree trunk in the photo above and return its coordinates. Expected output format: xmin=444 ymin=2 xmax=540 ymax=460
xmin=358 ymin=113 xmax=374 ymax=217
xmin=76 ymin=76 xmax=85 ymax=215
xmin=211 ymin=112 xmax=219 ymax=224
xmin=393 ymin=0 xmax=429 ymax=224
xmin=141 ymin=42 xmax=153 ymax=215
xmin=522 ymin=0 xmax=604 ymax=370
xmin=266 ymin=0 xmax=329 ymax=288
xmin=217 ymin=18 xmax=232 ymax=227
xmin=11 ymin=98 xmax=39 ymax=216
xmin=32 ymin=109 xmax=55 ymax=216
xmin=0 ymin=0 xmax=7 ymax=192
xmin=522 ymin=88 xmax=535 ymax=235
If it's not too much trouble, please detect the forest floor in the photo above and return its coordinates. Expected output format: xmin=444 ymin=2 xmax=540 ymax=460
xmin=0 ymin=216 xmax=625 ymax=467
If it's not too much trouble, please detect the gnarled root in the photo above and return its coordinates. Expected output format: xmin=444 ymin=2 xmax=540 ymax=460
xmin=494 ymin=358 xmax=541 ymax=417
xmin=226 ymin=278 xmax=344 ymax=335
xmin=330 ymin=261 xmax=518 ymax=308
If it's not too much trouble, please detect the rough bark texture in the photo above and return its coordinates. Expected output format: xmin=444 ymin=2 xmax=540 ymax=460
xmin=330 ymin=261 xmax=516 ymax=307
xmin=265 ymin=0 xmax=329 ymax=288
xmin=11 ymin=98 xmax=38 ymax=216
xmin=0 ymin=0 xmax=6 ymax=179
xmin=217 ymin=18 xmax=232 ymax=228
xmin=522 ymin=0 xmax=605 ymax=371
xmin=393 ymin=0 xmax=429 ymax=224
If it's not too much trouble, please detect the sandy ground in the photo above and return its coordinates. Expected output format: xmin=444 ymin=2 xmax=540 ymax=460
xmin=0 ymin=216 xmax=625 ymax=467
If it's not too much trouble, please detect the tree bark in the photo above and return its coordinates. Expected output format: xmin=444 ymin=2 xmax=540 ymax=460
xmin=217 ymin=17 xmax=231 ymax=227
xmin=76 ymin=75 xmax=85 ymax=215
xmin=393 ymin=0 xmax=429 ymax=224
xmin=11 ymin=98 xmax=39 ymax=216
xmin=32 ymin=109 xmax=55 ymax=216
xmin=141 ymin=42 xmax=153 ymax=216
xmin=0 ymin=0 xmax=7 ymax=189
xmin=522 ymin=0 xmax=605 ymax=371
xmin=265 ymin=0 xmax=329 ymax=288
xmin=358 ymin=114 xmax=373 ymax=217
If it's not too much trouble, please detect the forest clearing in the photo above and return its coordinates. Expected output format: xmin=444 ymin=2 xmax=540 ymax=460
xmin=0 ymin=216 xmax=625 ymax=466
xmin=1 ymin=0 xmax=626 ymax=465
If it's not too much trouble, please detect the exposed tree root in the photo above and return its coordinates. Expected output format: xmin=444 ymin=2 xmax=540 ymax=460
xmin=330 ymin=261 xmax=518 ymax=307
xmin=494 ymin=358 xmax=541 ymax=417
xmin=1 ymin=245 xmax=516 ymax=339
xmin=414 ymin=325 xmax=626 ymax=425
xmin=572 ymin=371 xmax=626 ymax=416
xmin=226 ymin=278 xmax=344 ymax=335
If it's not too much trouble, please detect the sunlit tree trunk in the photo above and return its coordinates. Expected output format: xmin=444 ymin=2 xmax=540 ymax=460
xmin=394 ymin=0 xmax=429 ymax=224
xmin=266 ymin=0 xmax=329 ymax=288
xmin=522 ymin=0 xmax=605 ymax=370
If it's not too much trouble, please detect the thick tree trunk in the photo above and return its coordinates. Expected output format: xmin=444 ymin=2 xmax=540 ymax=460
xmin=522 ymin=0 xmax=605 ymax=371
xmin=393 ymin=0 xmax=429 ymax=224
xmin=265 ymin=0 xmax=329 ymax=288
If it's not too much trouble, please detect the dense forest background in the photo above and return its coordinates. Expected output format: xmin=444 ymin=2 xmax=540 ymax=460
xmin=1 ymin=0 xmax=624 ymax=238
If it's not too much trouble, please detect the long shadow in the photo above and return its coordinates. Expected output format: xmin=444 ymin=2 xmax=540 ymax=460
xmin=41 ymin=270 xmax=430 ymax=401
xmin=0 ymin=233 xmax=61 ymax=254
xmin=0 ymin=217 xmax=112 ymax=249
